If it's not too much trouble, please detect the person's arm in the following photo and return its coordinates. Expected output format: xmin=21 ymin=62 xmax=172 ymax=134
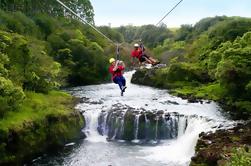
xmin=117 ymin=61 xmax=125 ymax=71
xmin=120 ymin=61 xmax=125 ymax=68
xmin=140 ymin=43 xmax=145 ymax=52
xmin=112 ymin=60 xmax=119 ymax=71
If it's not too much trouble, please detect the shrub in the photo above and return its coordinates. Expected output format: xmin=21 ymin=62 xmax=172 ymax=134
xmin=0 ymin=77 xmax=25 ymax=117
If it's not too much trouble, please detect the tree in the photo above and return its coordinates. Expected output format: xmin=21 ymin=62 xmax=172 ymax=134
xmin=0 ymin=76 xmax=25 ymax=117
xmin=215 ymin=32 xmax=251 ymax=98
xmin=0 ymin=0 xmax=95 ymax=24
xmin=175 ymin=24 xmax=193 ymax=41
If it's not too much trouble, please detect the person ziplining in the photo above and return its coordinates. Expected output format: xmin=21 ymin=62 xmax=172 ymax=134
xmin=108 ymin=58 xmax=127 ymax=96
xmin=131 ymin=43 xmax=160 ymax=66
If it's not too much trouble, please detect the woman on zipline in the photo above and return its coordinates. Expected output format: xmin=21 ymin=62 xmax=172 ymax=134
xmin=109 ymin=58 xmax=127 ymax=96
xmin=131 ymin=43 xmax=160 ymax=66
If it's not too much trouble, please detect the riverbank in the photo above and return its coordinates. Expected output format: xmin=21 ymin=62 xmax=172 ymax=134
xmin=190 ymin=121 xmax=251 ymax=165
xmin=131 ymin=68 xmax=251 ymax=166
xmin=131 ymin=68 xmax=251 ymax=120
xmin=0 ymin=91 xmax=84 ymax=165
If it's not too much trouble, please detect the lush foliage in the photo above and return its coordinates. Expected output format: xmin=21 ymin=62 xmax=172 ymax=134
xmin=130 ymin=16 xmax=251 ymax=117
xmin=225 ymin=147 xmax=251 ymax=166
xmin=0 ymin=1 xmax=111 ymax=164
xmin=0 ymin=0 xmax=94 ymax=24
xmin=0 ymin=91 xmax=84 ymax=165
xmin=115 ymin=24 xmax=173 ymax=48
xmin=0 ymin=4 xmax=112 ymax=116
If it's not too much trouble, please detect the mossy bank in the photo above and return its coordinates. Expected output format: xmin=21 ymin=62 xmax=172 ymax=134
xmin=0 ymin=91 xmax=84 ymax=166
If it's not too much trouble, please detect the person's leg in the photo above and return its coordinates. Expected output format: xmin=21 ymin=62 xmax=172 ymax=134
xmin=120 ymin=76 xmax=127 ymax=92
xmin=113 ymin=76 xmax=123 ymax=90
xmin=140 ymin=55 xmax=151 ymax=64
xmin=149 ymin=57 xmax=158 ymax=63
xmin=116 ymin=76 xmax=125 ymax=96
xmin=143 ymin=54 xmax=159 ymax=64
xmin=117 ymin=76 xmax=126 ymax=90
xmin=121 ymin=76 xmax=126 ymax=87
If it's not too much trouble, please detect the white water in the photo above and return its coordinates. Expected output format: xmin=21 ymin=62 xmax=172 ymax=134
xmin=134 ymin=114 xmax=140 ymax=140
xmin=32 ymin=71 xmax=234 ymax=166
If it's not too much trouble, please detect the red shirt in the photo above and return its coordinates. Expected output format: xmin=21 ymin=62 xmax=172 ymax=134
xmin=131 ymin=48 xmax=143 ymax=59
xmin=109 ymin=64 xmax=125 ymax=80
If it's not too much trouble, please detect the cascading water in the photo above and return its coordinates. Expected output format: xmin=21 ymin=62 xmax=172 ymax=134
xmin=134 ymin=114 xmax=140 ymax=140
xmin=97 ymin=109 xmax=221 ymax=144
xmin=31 ymin=71 xmax=235 ymax=166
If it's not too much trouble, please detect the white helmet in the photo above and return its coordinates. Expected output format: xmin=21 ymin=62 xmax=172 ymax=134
xmin=134 ymin=43 xmax=139 ymax=47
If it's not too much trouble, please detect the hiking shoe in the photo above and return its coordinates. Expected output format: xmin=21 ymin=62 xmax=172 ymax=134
xmin=122 ymin=86 xmax=127 ymax=92
xmin=121 ymin=91 xmax=124 ymax=96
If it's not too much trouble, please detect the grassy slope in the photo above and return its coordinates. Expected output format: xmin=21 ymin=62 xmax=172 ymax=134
xmin=0 ymin=91 xmax=84 ymax=165
xmin=0 ymin=91 xmax=74 ymax=130
xmin=172 ymin=83 xmax=224 ymax=101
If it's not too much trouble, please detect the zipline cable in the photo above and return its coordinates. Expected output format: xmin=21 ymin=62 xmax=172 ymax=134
xmin=156 ymin=0 xmax=184 ymax=26
xmin=55 ymin=0 xmax=115 ymax=44
xmin=116 ymin=43 xmax=120 ymax=60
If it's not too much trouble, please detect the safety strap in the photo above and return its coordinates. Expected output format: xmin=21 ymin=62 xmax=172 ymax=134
xmin=139 ymin=40 xmax=145 ymax=54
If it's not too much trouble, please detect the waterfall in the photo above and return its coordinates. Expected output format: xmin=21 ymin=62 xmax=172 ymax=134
xmin=155 ymin=116 xmax=159 ymax=140
xmin=93 ymin=108 xmax=205 ymax=142
xmin=134 ymin=114 xmax=140 ymax=140
xmin=144 ymin=113 xmax=151 ymax=140
xmin=83 ymin=110 xmax=107 ymax=143
xmin=178 ymin=115 xmax=188 ymax=138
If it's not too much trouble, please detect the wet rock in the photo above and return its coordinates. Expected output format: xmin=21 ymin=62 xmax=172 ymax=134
xmin=191 ymin=121 xmax=251 ymax=166
xmin=161 ymin=100 xmax=179 ymax=105
xmin=79 ymin=132 xmax=87 ymax=139
xmin=89 ymin=100 xmax=104 ymax=105
xmin=79 ymin=96 xmax=90 ymax=103
xmin=123 ymin=110 xmax=135 ymax=141
xmin=137 ymin=114 xmax=146 ymax=139
xmin=187 ymin=96 xmax=199 ymax=103
xmin=131 ymin=69 xmax=157 ymax=87
xmin=157 ymin=110 xmax=164 ymax=115
xmin=206 ymin=100 xmax=211 ymax=104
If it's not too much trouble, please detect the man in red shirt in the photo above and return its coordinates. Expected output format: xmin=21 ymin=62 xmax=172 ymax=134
xmin=131 ymin=43 xmax=159 ymax=66
xmin=109 ymin=58 xmax=127 ymax=96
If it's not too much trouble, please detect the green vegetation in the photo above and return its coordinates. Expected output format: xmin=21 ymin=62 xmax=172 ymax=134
xmin=0 ymin=91 xmax=75 ymax=130
xmin=0 ymin=0 xmax=110 ymax=164
xmin=0 ymin=0 xmax=251 ymax=164
xmin=224 ymin=147 xmax=251 ymax=166
xmin=0 ymin=91 xmax=84 ymax=165
xmin=130 ymin=16 xmax=251 ymax=118
xmin=0 ymin=0 xmax=94 ymax=24
xmin=0 ymin=5 xmax=118 ymax=115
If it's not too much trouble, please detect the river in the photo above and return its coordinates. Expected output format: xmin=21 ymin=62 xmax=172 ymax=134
xmin=31 ymin=71 xmax=234 ymax=166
